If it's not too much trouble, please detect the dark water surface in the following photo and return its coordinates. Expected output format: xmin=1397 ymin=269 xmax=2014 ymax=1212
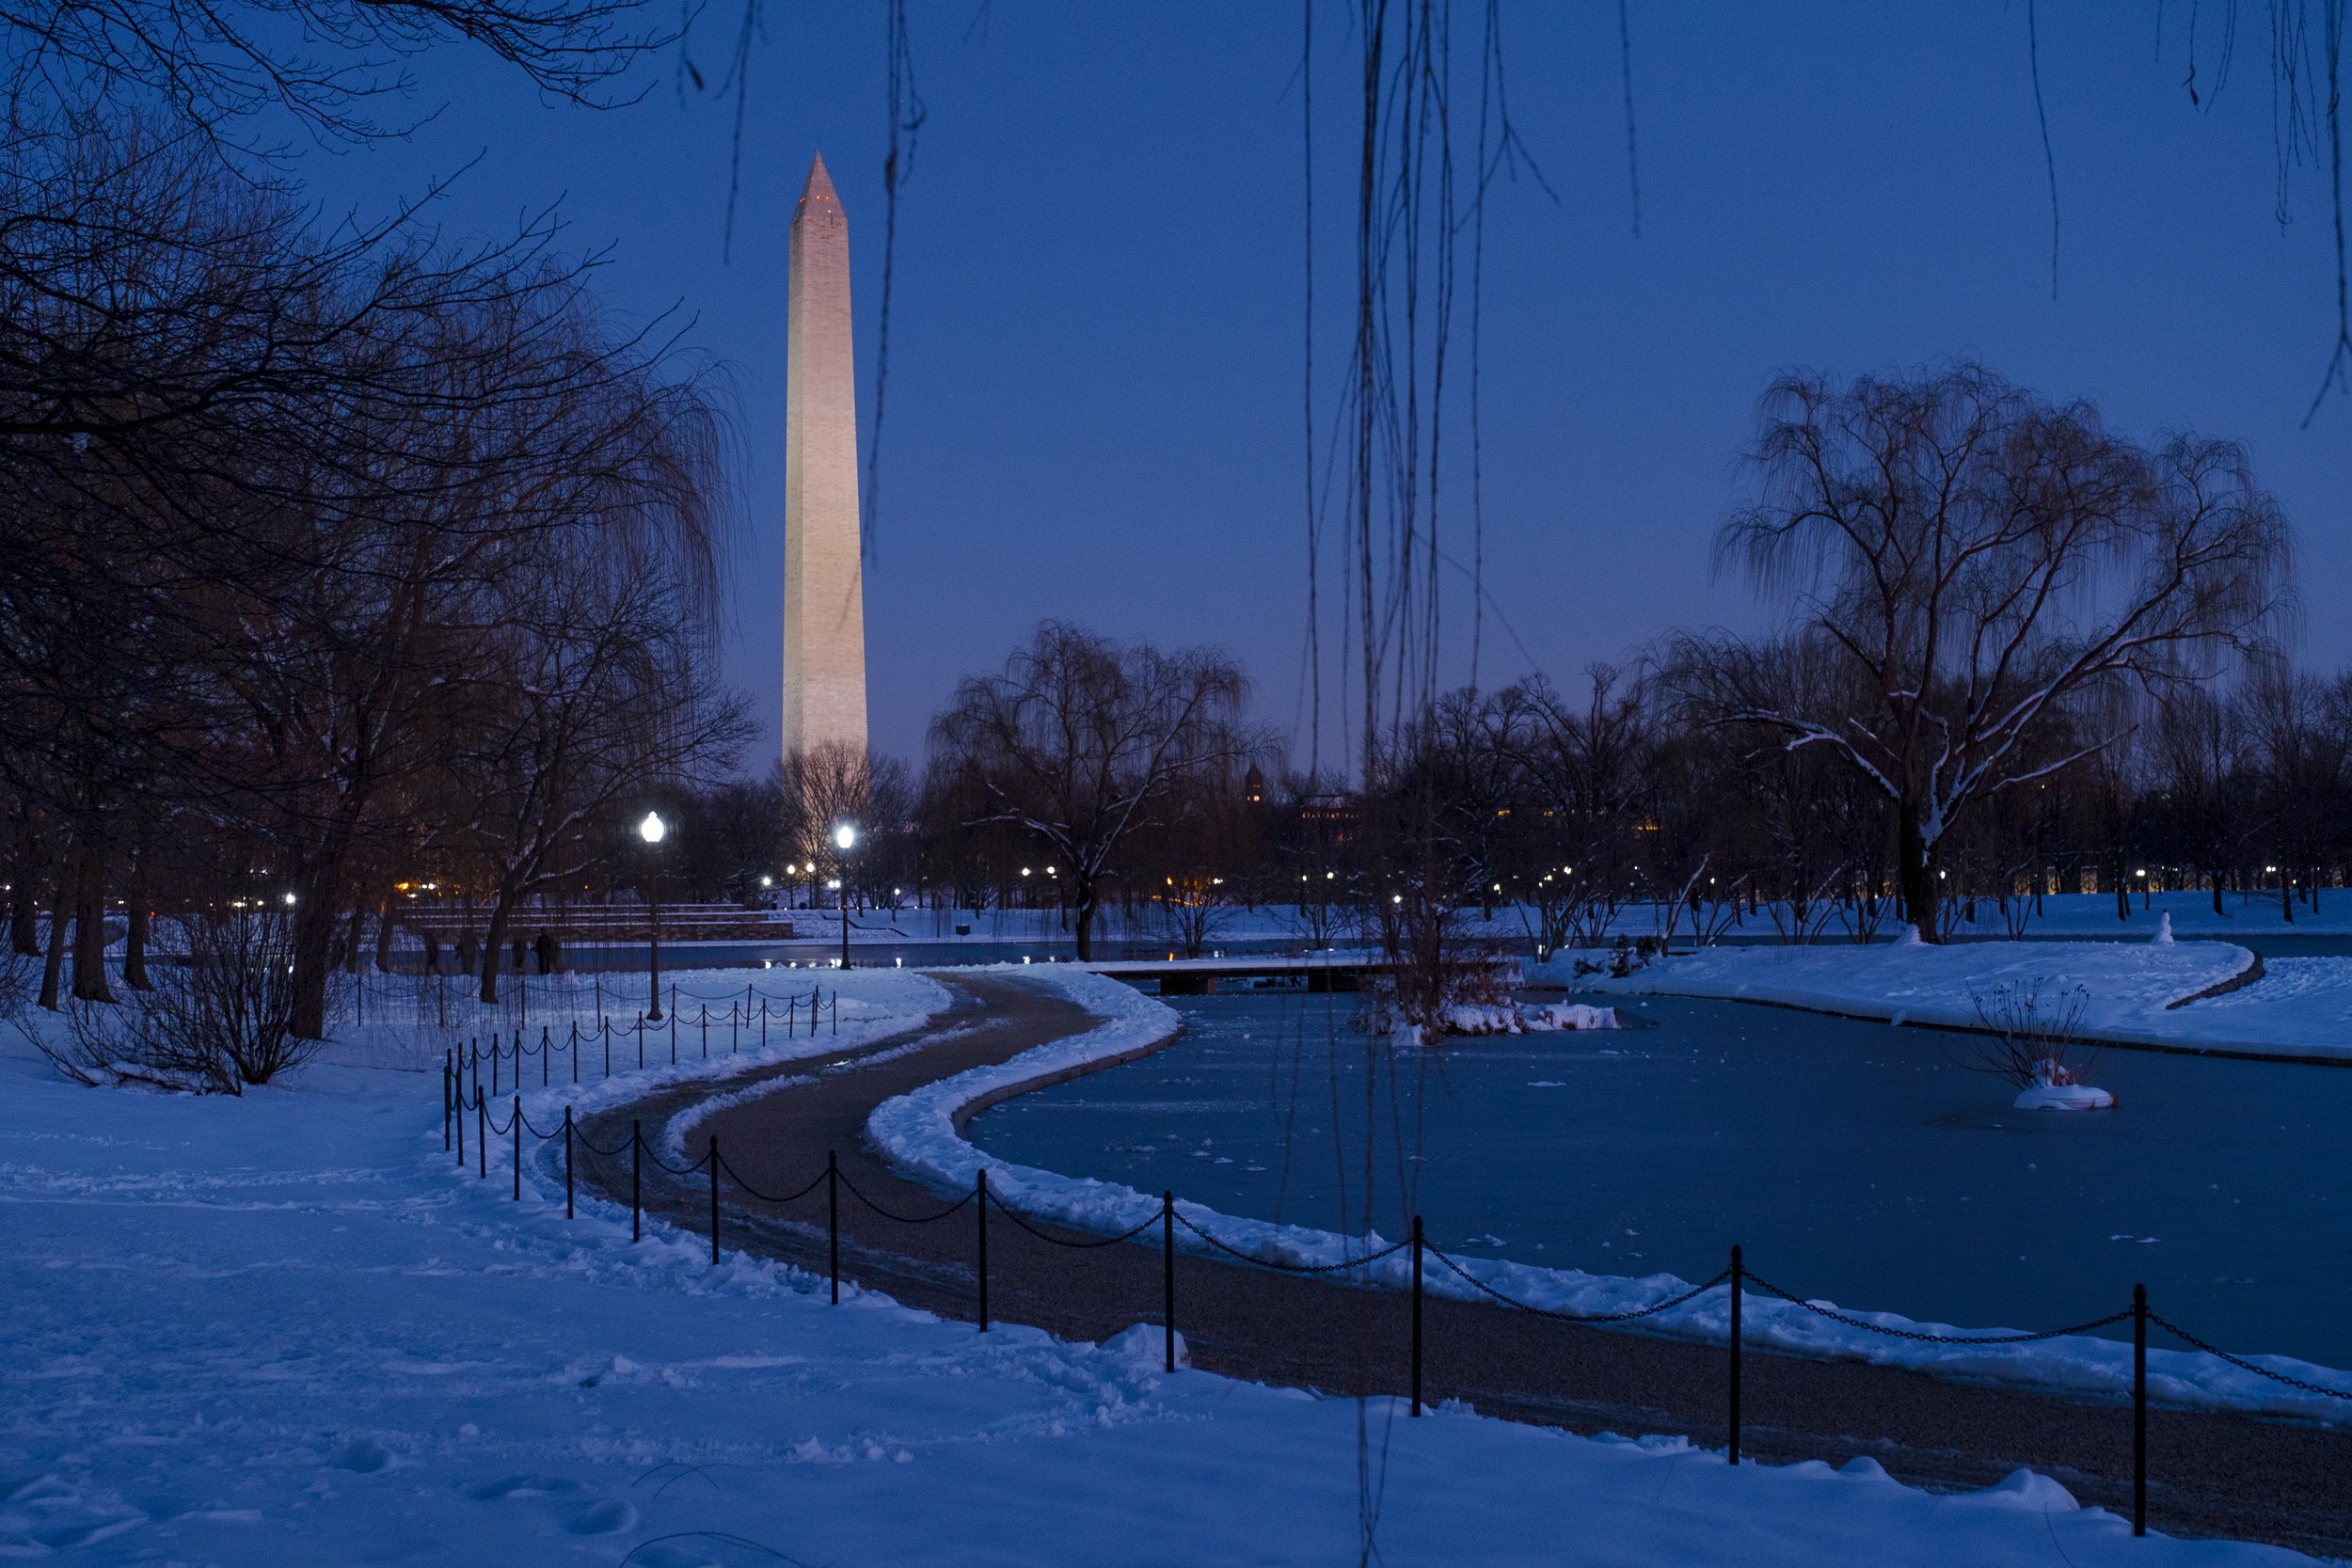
xmin=969 ymin=991 xmax=2352 ymax=1368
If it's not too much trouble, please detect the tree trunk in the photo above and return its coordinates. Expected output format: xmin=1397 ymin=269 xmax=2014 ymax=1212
xmin=38 ymin=875 xmax=67 ymax=1010
xmin=479 ymin=886 xmax=521 ymax=1006
xmin=2281 ymin=874 xmax=2294 ymax=925
xmin=1072 ymin=877 xmax=1097 ymax=961
xmin=288 ymin=865 xmax=344 ymax=1039
xmin=373 ymin=897 xmax=397 ymax=972
xmin=1896 ymin=800 xmax=1941 ymax=942
xmin=71 ymin=837 xmax=112 ymax=1003
xmin=2113 ymin=862 xmax=2129 ymax=923
xmin=121 ymin=854 xmax=151 ymax=990
xmin=2212 ymin=877 xmax=2224 ymax=917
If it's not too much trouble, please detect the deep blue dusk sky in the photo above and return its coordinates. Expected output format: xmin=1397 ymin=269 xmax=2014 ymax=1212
xmin=306 ymin=2 xmax=2352 ymax=770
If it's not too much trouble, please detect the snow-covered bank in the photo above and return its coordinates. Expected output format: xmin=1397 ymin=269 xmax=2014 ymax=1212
xmin=1570 ymin=938 xmax=2352 ymax=1065
xmin=8 ymin=982 xmax=2306 ymax=1563
xmin=866 ymin=968 xmax=2352 ymax=1428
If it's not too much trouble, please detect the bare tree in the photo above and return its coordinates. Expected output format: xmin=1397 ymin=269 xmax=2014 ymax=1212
xmin=1683 ymin=364 xmax=2291 ymax=939
xmin=930 ymin=623 xmax=1257 ymax=960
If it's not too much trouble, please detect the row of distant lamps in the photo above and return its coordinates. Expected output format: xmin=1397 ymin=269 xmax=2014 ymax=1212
xmin=637 ymin=812 xmax=860 ymax=1008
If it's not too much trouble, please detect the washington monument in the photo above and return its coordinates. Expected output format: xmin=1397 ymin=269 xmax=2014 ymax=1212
xmin=781 ymin=152 xmax=868 ymax=759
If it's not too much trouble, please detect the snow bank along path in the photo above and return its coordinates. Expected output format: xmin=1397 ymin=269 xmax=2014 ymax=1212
xmin=860 ymin=967 xmax=2352 ymax=1429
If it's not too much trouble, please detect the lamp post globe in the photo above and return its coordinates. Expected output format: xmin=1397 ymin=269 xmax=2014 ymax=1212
xmin=640 ymin=810 xmax=668 ymax=1022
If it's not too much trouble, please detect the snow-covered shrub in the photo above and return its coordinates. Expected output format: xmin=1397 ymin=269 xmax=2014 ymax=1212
xmin=32 ymin=910 xmax=324 ymax=1092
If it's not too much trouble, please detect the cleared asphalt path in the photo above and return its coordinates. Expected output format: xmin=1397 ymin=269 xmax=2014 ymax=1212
xmin=574 ymin=973 xmax=2352 ymax=1556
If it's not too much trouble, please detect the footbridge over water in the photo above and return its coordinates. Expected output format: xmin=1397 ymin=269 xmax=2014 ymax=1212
xmin=1080 ymin=952 xmax=1391 ymax=995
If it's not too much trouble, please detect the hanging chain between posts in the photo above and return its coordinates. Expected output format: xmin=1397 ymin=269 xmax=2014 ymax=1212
xmin=2147 ymin=1311 xmax=2352 ymax=1400
xmin=983 ymin=1192 xmax=1162 ymax=1249
xmin=713 ymin=1152 xmax=832 ymax=1207
xmin=835 ymin=1168 xmax=977 ymax=1226
xmin=1172 ymin=1212 xmax=1408 ymax=1273
xmin=1427 ymin=1247 xmax=1734 ymax=1323
xmin=1740 ymin=1268 xmax=2135 ymax=1345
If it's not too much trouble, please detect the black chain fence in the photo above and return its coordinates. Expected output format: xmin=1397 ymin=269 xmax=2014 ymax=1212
xmin=445 ymin=1059 xmax=2350 ymax=1543
xmin=447 ymin=984 xmax=840 ymax=1099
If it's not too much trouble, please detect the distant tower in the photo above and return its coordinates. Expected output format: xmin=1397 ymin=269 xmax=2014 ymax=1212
xmin=782 ymin=152 xmax=868 ymax=760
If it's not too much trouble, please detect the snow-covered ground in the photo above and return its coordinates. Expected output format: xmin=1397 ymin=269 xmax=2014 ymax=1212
xmin=0 ymin=966 xmax=2322 ymax=1563
xmin=1567 ymin=934 xmax=2352 ymax=1064
xmin=842 ymin=888 xmax=2352 ymax=947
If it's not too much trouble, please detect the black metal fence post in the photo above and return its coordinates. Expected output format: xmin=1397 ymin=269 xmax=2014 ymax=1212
xmin=1163 ymin=1190 xmax=1176 ymax=1372
xmin=636 ymin=1015 xmax=644 ymax=1071
xmin=1728 ymin=1243 xmax=1743 ymax=1466
xmin=828 ymin=1151 xmax=841 ymax=1303
xmin=977 ymin=1167 xmax=990 ymax=1332
xmin=2134 ymin=1282 xmax=2149 ymax=1536
xmin=564 ymin=1107 xmax=574 ymax=1219
xmin=830 ymin=989 xmax=837 ymax=1035
xmin=700 ymin=1004 xmax=707 ymax=1058
xmin=541 ymin=1026 xmax=549 ymax=1088
xmin=476 ymin=1098 xmax=486 ymax=1180
xmin=491 ymin=1039 xmax=499 ymax=1098
xmin=708 ymin=1135 xmax=720 ymax=1265
xmin=630 ymin=1119 xmax=643 ymax=1243
xmin=455 ymin=1074 xmax=466 ymax=1164
xmin=442 ymin=1053 xmax=453 ymax=1151
xmin=511 ymin=1096 xmax=521 ymax=1200
xmin=1411 ymin=1215 xmax=1424 ymax=1418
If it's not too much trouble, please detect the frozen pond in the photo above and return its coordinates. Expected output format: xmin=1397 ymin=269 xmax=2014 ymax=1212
xmin=968 ymin=991 xmax=2352 ymax=1370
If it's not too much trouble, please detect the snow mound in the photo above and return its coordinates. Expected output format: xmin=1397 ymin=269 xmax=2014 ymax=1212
xmin=2013 ymin=1082 xmax=2116 ymax=1111
xmin=1434 ymin=1002 xmax=1621 ymax=1037
xmin=1969 ymin=1467 xmax=2082 ymax=1513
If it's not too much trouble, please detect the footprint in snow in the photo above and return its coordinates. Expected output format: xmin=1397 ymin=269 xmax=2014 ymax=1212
xmin=559 ymin=1497 xmax=638 ymax=1536
xmin=464 ymin=1475 xmax=582 ymax=1502
xmin=329 ymin=1438 xmax=394 ymax=1475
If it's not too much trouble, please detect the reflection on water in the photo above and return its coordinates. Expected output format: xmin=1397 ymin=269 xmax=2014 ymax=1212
xmin=970 ymin=990 xmax=2352 ymax=1367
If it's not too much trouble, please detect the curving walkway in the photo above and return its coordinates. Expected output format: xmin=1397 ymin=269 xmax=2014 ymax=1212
xmin=573 ymin=973 xmax=2352 ymax=1558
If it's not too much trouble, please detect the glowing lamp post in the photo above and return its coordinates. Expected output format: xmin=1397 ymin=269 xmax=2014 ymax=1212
xmin=833 ymin=822 xmax=858 ymax=969
xmin=639 ymin=810 xmax=667 ymax=1022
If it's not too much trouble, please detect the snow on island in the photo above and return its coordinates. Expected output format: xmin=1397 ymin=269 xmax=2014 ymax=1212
xmin=2012 ymin=1064 xmax=2117 ymax=1112
xmin=1426 ymin=1001 xmax=1621 ymax=1037
xmin=1565 ymin=937 xmax=2341 ymax=1062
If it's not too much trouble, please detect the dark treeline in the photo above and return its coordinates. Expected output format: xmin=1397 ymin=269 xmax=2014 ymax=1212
xmin=666 ymin=364 xmax=2312 ymax=962
xmin=0 ymin=119 xmax=743 ymax=1035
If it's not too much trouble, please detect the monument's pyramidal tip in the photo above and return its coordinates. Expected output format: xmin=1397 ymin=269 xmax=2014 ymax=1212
xmin=798 ymin=151 xmax=839 ymax=213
